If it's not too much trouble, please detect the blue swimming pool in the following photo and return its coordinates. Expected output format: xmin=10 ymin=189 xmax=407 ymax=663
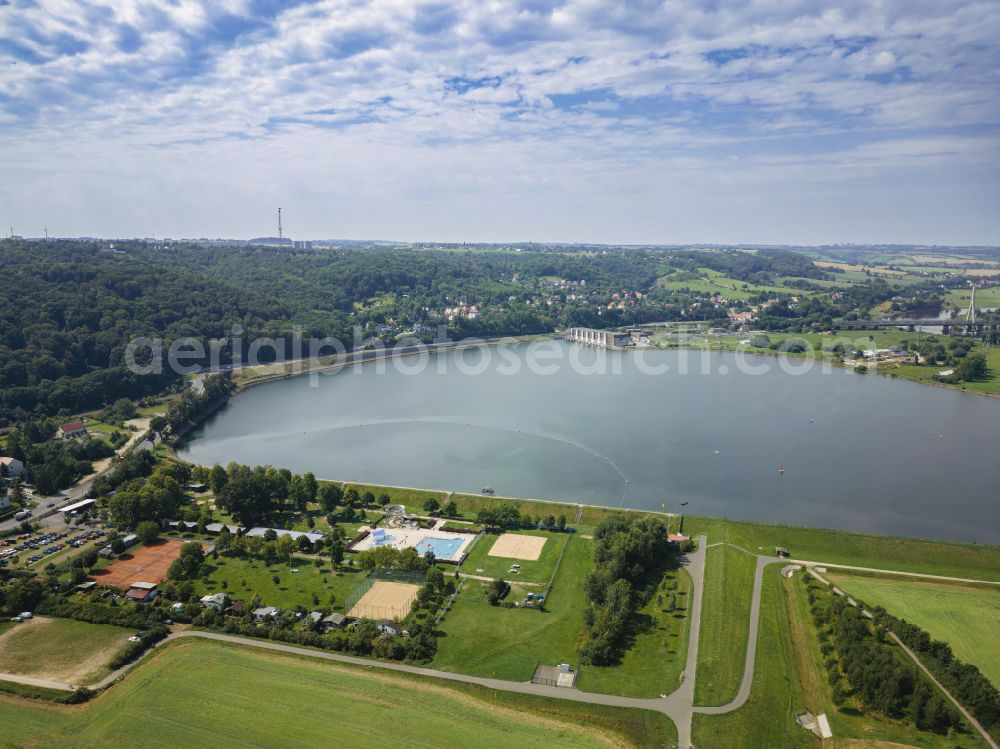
xmin=415 ymin=536 xmax=466 ymax=560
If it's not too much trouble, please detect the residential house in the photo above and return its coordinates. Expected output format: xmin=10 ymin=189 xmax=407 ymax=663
xmin=224 ymin=600 xmax=247 ymax=617
xmin=377 ymin=620 xmax=400 ymax=635
xmin=252 ymin=606 xmax=280 ymax=622
xmin=200 ymin=593 xmax=227 ymax=611
xmin=58 ymin=421 xmax=88 ymax=439
xmin=321 ymin=613 xmax=347 ymax=631
xmin=0 ymin=457 xmax=24 ymax=479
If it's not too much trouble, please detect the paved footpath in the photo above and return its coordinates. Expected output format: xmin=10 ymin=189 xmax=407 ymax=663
xmin=694 ymin=554 xmax=780 ymax=716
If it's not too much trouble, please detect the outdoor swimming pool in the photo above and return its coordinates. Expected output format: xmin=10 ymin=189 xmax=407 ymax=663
xmin=415 ymin=536 xmax=466 ymax=560
xmin=355 ymin=529 xmax=473 ymax=562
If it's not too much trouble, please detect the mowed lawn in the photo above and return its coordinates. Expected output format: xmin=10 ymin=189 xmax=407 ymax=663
xmin=195 ymin=553 xmax=369 ymax=613
xmin=0 ymin=640 xmax=640 ymax=749
xmin=577 ymin=566 xmax=692 ymax=698
xmin=460 ymin=530 xmax=568 ymax=584
xmin=0 ymin=617 xmax=132 ymax=685
xmin=829 ymin=573 xmax=1000 ymax=690
xmin=433 ymin=535 xmax=590 ymax=681
xmin=694 ymin=544 xmax=756 ymax=706
xmin=691 ymin=571 xmax=815 ymax=749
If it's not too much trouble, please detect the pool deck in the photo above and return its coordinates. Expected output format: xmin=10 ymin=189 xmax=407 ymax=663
xmin=349 ymin=527 xmax=476 ymax=563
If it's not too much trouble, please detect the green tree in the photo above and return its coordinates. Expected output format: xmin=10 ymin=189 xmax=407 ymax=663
xmin=209 ymin=464 xmax=228 ymax=494
xmin=319 ymin=484 xmax=343 ymax=512
xmin=423 ymin=498 xmax=440 ymax=513
xmin=957 ymin=351 xmax=987 ymax=381
xmin=135 ymin=520 xmax=160 ymax=545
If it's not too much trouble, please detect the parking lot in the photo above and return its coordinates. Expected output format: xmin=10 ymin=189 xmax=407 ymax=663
xmin=0 ymin=528 xmax=105 ymax=567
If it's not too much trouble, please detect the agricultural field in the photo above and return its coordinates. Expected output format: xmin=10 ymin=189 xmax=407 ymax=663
xmin=193 ymin=552 xmax=369 ymax=612
xmin=0 ymin=617 xmax=132 ymax=685
xmin=656 ymin=267 xmax=816 ymax=299
xmin=460 ymin=529 xmax=567 ymax=584
xmin=0 ymin=639 xmax=674 ymax=748
xmin=577 ymin=566 xmax=692 ymax=698
xmin=828 ymin=573 xmax=1000 ymax=690
xmin=694 ymin=544 xmax=756 ymax=705
xmin=432 ymin=534 xmax=590 ymax=680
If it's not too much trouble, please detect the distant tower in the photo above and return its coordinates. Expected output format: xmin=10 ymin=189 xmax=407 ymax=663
xmin=44 ymin=227 xmax=48 ymax=239
xmin=278 ymin=207 xmax=283 ymax=239
xmin=966 ymin=284 xmax=977 ymax=324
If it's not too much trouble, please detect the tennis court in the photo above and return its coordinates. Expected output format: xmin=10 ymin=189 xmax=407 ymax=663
xmin=90 ymin=539 xmax=192 ymax=589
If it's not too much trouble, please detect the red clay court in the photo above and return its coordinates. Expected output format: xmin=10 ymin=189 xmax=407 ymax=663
xmin=90 ymin=539 xmax=191 ymax=589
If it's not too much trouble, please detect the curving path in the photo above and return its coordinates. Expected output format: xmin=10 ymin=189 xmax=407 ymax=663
xmin=694 ymin=554 xmax=779 ymax=716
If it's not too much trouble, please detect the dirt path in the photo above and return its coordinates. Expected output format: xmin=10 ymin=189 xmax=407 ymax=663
xmin=888 ymin=633 xmax=999 ymax=749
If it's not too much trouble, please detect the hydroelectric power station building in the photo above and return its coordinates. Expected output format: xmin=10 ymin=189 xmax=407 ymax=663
xmin=564 ymin=327 xmax=632 ymax=347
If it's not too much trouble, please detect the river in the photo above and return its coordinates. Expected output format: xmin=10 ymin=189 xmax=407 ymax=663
xmin=177 ymin=341 xmax=1000 ymax=543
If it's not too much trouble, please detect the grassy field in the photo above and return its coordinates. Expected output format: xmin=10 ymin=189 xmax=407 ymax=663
xmin=828 ymin=573 xmax=1000 ymax=690
xmin=684 ymin=516 xmax=1000 ymax=582
xmin=789 ymin=574 xmax=988 ymax=748
xmin=194 ymin=552 xmax=370 ymax=613
xmin=432 ymin=534 xmax=590 ymax=681
xmin=459 ymin=530 xmax=567 ymax=584
xmin=0 ymin=639 xmax=676 ymax=748
xmin=577 ymin=566 xmax=692 ymax=698
xmin=694 ymin=544 xmax=756 ymax=705
xmin=0 ymin=617 xmax=132 ymax=685
xmin=691 ymin=570 xmax=815 ymax=748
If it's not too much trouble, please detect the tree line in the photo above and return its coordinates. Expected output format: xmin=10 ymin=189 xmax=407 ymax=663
xmin=578 ymin=515 xmax=672 ymax=665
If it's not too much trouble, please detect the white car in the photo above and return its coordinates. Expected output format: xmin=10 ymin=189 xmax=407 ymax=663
xmin=19 ymin=612 xmax=32 ymax=620
xmin=10 ymin=616 xmax=22 ymax=623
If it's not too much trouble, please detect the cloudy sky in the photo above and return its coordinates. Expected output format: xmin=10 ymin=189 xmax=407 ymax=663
xmin=1 ymin=0 xmax=998 ymax=244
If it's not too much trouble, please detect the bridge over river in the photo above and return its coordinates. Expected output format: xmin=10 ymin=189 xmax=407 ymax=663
xmin=834 ymin=318 xmax=998 ymax=333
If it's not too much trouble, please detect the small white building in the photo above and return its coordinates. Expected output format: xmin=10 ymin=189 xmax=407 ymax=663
xmin=252 ymin=606 xmax=280 ymax=622
xmin=200 ymin=593 xmax=227 ymax=611
xmin=0 ymin=457 xmax=24 ymax=479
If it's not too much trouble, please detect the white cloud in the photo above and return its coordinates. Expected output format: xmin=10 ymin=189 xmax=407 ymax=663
xmin=0 ymin=0 xmax=997 ymax=243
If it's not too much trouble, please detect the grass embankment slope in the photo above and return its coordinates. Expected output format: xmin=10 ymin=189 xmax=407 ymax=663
xmin=0 ymin=639 xmax=676 ymax=749
xmin=692 ymin=570 xmax=984 ymax=749
xmin=694 ymin=544 xmax=756 ymax=706
xmin=685 ymin=517 xmax=1000 ymax=582
xmin=692 ymin=570 xmax=815 ymax=748
xmin=829 ymin=573 xmax=1000 ymax=690
xmin=787 ymin=574 xmax=988 ymax=748
xmin=0 ymin=617 xmax=132 ymax=685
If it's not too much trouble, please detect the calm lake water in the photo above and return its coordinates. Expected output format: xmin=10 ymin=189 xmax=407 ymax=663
xmin=178 ymin=341 xmax=1000 ymax=544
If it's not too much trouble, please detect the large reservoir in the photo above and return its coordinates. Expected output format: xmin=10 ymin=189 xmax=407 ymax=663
xmin=178 ymin=341 xmax=1000 ymax=543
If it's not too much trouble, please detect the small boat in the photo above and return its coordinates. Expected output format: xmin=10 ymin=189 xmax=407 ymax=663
xmin=778 ymin=464 xmax=785 ymax=474
xmin=482 ymin=486 xmax=495 ymax=495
